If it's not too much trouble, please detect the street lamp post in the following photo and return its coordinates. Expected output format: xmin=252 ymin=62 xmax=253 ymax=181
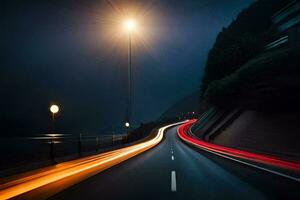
xmin=124 ymin=19 xmax=136 ymax=136
xmin=125 ymin=121 xmax=130 ymax=136
xmin=49 ymin=104 xmax=59 ymax=162
xmin=50 ymin=104 xmax=59 ymax=131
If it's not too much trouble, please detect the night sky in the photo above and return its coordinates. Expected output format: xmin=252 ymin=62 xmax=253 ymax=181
xmin=0 ymin=0 xmax=253 ymax=136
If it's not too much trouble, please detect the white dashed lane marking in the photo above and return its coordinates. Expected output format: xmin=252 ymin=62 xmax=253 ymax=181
xmin=171 ymin=171 xmax=177 ymax=192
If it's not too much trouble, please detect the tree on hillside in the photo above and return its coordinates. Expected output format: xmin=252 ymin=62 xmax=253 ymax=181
xmin=200 ymin=0 xmax=294 ymax=95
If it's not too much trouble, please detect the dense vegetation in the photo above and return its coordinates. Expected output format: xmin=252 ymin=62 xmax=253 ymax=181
xmin=200 ymin=0 xmax=294 ymax=96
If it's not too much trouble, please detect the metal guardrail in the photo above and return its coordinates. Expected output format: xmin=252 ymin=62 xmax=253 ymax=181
xmin=0 ymin=133 xmax=128 ymax=173
xmin=265 ymin=35 xmax=289 ymax=50
xmin=266 ymin=1 xmax=300 ymax=51
xmin=272 ymin=1 xmax=300 ymax=24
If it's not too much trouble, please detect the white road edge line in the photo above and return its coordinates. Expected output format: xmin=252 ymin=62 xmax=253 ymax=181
xmin=190 ymin=143 xmax=300 ymax=182
xmin=171 ymin=155 xmax=174 ymax=160
xmin=171 ymin=171 xmax=177 ymax=192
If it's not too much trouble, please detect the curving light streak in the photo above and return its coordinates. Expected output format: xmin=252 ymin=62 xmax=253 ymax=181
xmin=177 ymin=120 xmax=300 ymax=172
xmin=0 ymin=121 xmax=186 ymax=200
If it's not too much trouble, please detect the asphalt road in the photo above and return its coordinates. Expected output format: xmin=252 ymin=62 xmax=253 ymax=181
xmin=49 ymin=126 xmax=300 ymax=200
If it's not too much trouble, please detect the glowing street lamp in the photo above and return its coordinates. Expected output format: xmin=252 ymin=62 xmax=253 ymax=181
xmin=50 ymin=104 xmax=59 ymax=120
xmin=49 ymin=104 xmax=59 ymax=141
xmin=123 ymin=19 xmax=136 ymax=32
xmin=123 ymin=19 xmax=137 ymax=135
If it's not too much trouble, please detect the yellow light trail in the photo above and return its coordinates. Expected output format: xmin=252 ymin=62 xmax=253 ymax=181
xmin=0 ymin=121 xmax=185 ymax=200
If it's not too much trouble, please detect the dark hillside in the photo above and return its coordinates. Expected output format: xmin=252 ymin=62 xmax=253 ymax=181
xmin=201 ymin=0 xmax=294 ymax=95
xmin=191 ymin=0 xmax=300 ymax=163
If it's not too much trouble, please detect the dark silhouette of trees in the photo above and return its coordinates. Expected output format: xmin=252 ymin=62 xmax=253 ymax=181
xmin=200 ymin=0 xmax=294 ymax=95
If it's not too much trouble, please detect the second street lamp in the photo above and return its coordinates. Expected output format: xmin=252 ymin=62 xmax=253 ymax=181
xmin=50 ymin=104 xmax=59 ymax=121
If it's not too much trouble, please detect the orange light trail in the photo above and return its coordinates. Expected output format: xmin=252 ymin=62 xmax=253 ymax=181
xmin=0 ymin=121 xmax=185 ymax=200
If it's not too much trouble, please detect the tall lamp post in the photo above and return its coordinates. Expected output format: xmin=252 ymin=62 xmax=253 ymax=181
xmin=123 ymin=19 xmax=136 ymax=136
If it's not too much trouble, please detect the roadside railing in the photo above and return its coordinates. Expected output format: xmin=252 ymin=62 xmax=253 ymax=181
xmin=0 ymin=133 xmax=127 ymax=176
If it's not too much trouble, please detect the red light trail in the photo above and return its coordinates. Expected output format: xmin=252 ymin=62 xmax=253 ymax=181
xmin=177 ymin=120 xmax=300 ymax=172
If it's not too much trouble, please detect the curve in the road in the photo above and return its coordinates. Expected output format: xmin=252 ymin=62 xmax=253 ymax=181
xmin=178 ymin=119 xmax=300 ymax=179
xmin=0 ymin=121 xmax=185 ymax=200
xmin=50 ymin=123 xmax=299 ymax=200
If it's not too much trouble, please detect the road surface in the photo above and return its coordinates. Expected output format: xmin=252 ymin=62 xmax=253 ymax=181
xmin=50 ymin=126 xmax=300 ymax=200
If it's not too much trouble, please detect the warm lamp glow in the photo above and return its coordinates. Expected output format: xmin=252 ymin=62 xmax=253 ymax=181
xmin=50 ymin=105 xmax=59 ymax=114
xmin=124 ymin=19 xmax=136 ymax=32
